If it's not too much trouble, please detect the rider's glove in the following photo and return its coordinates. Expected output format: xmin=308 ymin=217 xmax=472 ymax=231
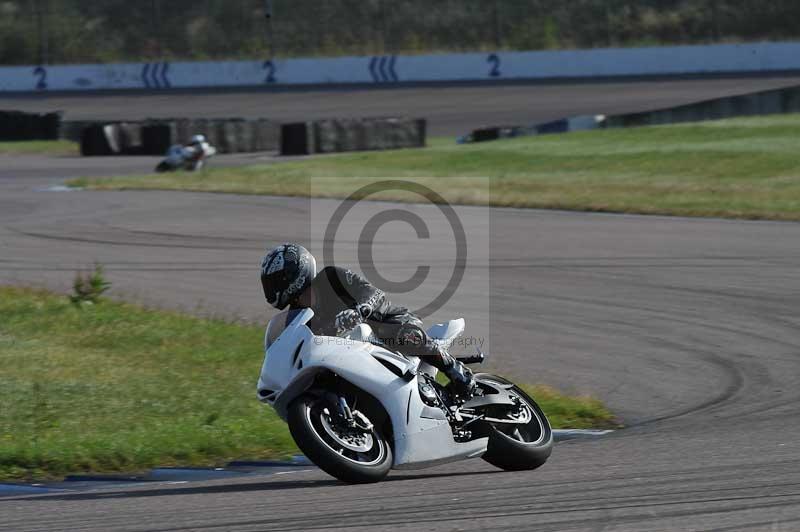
xmin=334 ymin=308 xmax=363 ymax=336
xmin=355 ymin=303 xmax=373 ymax=320
xmin=395 ymin=323 xmax=428 ymax=350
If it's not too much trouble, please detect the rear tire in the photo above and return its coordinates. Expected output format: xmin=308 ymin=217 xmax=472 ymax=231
xmin=287 ymin=393 xmax=392 ymax=484
xmin=477 ymin=374 xmax=554 ymax=471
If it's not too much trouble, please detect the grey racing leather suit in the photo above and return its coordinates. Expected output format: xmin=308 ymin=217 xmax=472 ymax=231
xmin=291 ymin=266 xmax=460 ymax=375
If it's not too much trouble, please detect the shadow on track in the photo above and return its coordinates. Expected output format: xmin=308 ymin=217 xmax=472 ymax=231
xmin=11 ymin=478 xmax=340 ymax=502
xmin=12 ymin=469 xmax=501 ymax=502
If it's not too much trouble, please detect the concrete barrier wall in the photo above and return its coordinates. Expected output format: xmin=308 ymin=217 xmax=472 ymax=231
xmin=5 ymin=42 xmax=800 ymax=93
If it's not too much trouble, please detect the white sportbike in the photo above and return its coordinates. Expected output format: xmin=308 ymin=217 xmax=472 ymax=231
xmin=257 ymin=308 xmax=553 ymax=483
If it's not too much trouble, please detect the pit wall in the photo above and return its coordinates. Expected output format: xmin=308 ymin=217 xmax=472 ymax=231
xmin=4 ymin=42 xmax=800 ymax=93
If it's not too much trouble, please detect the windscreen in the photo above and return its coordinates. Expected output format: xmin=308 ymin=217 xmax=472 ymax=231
xmin=264 ymin=308 xmax=306 ymax=349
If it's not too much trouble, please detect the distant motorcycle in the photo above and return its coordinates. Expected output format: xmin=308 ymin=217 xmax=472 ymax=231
xmin=155 ymin=135 xmax=217 ymax=173
xmin=257 ymin=308 xmax=553 ymax=483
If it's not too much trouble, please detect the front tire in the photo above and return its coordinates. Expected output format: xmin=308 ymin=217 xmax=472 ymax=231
xmin=477 ymin=374 xmax=554 ymax=471
xmin=287 ymin=393 xmax=392 ymax=484
xmin=155 ymin=161 xmax=173 ymax=173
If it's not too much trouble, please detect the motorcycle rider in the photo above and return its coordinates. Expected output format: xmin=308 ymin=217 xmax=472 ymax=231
xmin=182 ymin=134 xmax=215 ymax=171
xmin=157 ymin=134 xmax=217 ymax=173
xmin=260 ymin=243 xmax=476 ymax=397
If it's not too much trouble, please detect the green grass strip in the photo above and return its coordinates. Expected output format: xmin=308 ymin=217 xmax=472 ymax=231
xmin=71 ymin=114 xmax=800 ymax=220
xmin=0 ymin=286 xmax=617 ymax=481
xmin=0 ymin=140 xmax=78 ymax=156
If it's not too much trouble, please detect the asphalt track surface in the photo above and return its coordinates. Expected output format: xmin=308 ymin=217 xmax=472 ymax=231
xmin=3 ymin=75 xmax=800 ymax=136
xmin=3 ymin=78 xmax=800 ymax=530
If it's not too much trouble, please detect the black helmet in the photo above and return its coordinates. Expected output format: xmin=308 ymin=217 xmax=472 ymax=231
xmin=260 ymin=243 xmax=317 ymax=310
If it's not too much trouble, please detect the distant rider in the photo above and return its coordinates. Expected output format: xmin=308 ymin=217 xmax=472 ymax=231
xmin=181 ymin=134 xmax=215 ymax=171
xmin=259 ymin=243 xmax=476 ymax=397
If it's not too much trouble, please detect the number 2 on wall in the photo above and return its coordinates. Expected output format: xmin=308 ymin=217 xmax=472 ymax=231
xmin=487 ymin=54 xmax=501 ymax=78
xmin=263 ymin=60 xmax=276 ymax=84
xmin=33 ymin=66 xmax=47 ymax=90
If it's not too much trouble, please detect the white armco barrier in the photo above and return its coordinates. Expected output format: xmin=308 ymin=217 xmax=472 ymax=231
xmin=3 ymin=42 xmax=800 ymax=93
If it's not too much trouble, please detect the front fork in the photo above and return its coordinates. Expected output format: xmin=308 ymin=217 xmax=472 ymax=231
xmin=325 ymin=391 xmax=373 ymax=431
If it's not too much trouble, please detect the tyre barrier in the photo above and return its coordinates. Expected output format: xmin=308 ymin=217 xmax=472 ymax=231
xmin=459 ymin=115 xmax=605 ymax=144
xmin=141 ymin=123 xmax=173 ymax=156
xmin=604 ymin=84 xmax=800 ymax=128
xmin=80 ymin=124 xmax=117 ymax=156
xmin=77 ymin=118 xmax=280 ymax=156
xmin=459 ymin=84 xmax=800 ymax=145
xmin=80 ymin=122 xmax=144 ymax=156
xmin=0 ymin=110 xmax=61 ymax=141
xmin=280 ymin=117 xmax=426 ymax=156
xmin=280 ymin=122 xmax=313 ymax=156
xmin=61 ymin=120 xmax=97 ymax=143
xmin=470 ymin=126 xmax=523 ymax=143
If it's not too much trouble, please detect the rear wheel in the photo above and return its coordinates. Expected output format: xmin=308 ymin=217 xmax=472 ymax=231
xmin=477 ymin=374 xmax=553 ymax=471
xmin=287 ymin=393 xmax=392 ymax=483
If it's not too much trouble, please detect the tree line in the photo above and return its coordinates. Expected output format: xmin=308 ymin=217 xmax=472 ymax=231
xmin=2 ymin=0 xmax=799 ymax=65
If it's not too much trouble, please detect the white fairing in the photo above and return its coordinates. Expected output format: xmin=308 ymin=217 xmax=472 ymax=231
xmin=198 ymin=142 xmax=217 ymax=157
xmin=257 ymin=310 xmax=486 ymax=469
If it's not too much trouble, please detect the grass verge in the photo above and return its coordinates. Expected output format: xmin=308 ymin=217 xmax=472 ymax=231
xmin=0 ymin=140 xmax=78 ymax=156
xmin=70 ymin=114 xmax=800 ymax=220
xmin=0 ymin=287 xmax=617 ymax=481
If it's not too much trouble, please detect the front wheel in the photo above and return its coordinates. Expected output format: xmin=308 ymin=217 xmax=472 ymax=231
xmin=154 ymin=161 xmax=173 ymax=173
xmin=287 ymin=393 xmax=392 ymax=483
xmin=477 ymin=374 xmax=554 ymax=471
